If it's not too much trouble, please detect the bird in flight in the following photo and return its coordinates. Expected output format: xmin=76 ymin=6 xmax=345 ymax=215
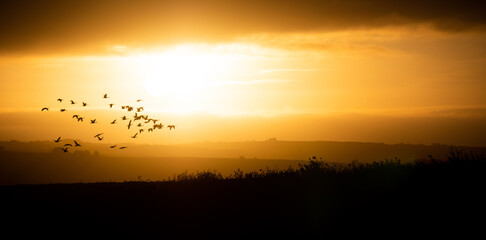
xmin=111 ymin=119 xmax=117 ymax=124
xmin=91 ymin=119 xmax=97 ymax=124
xmin=77 ymin=117 xmax=84 ymax=122
xmin=148 ymin=128 xmax=153 ymax=132
xmin=103 ymin=93 xmax=109 ymax=98
xmin=137 ymin=107 xmax=144 ymax=112
xmin=167 ymin=125 xmax=176 ymax=130
xmin=131 ymin=133 xmax=138 ymax=138
xmin=97 ymin=136 xmax=104 ymax=141
xmin=139 ymin=129 xmax=144 ymax=134
xmin=41 ymin=107 xmax=49 ymax=111
xmin=64 ymin=143 xmax=73 ymax=147
xmin=128 ymin=120 xmax=132 ymax=129
xmin=60 ymin=109 xmax=67 ymax=112
xmin=94 ymin=133 xmax=104 ymax=138
xmin=74 ymin=140 xmax=81 ymax=147
xmin=82 ymin=102 xmax=87 ymax=107
xmin=119 ymin=146 xmax=127 ymax=149
xmin=110 ymin=145 xmax=117 ymax=148
xmin=70 ymin=100 xmax=76 ymax=104
xmin=72 ymin=115 xmax=79 ymax=119
xmin=109 ymin=103 xmax=115 ymax=108
xmin=121 ymin=116 xmax=127 ymax=120
xmin=53 ymin=137 xmax=61 ymax=143
xmin=137 ymin=123 xmax=143 ymax=127
xmin=57 ymin=98 xmax=63 ymax=103
xmin=136 ymin=99 xmax=143 ymax=102
xmin=61 ymin=147 xmax=68 ymax=153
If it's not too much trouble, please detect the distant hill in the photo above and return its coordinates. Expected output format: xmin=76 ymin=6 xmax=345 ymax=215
xmin=1 ymin=139 xmax=485 ymax=162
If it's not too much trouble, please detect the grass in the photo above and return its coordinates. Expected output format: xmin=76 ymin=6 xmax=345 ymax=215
xmin=1 ymin=146 xmax=485 ymax=238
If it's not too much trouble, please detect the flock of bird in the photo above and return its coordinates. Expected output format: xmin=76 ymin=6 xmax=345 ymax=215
xmin=42 ymin=93 xmax=176 ymax=153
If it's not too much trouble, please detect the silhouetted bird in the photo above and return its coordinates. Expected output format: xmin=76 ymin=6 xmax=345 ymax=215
xmin=128 ymin=120 xmax=132 ymax=129
xmin=72 ymin=115 xmax=79 ymax=119
xmin=94 ymin=133 xmax=104 ymax=138
xmin=64 ymin=143 xmax=73 ymax=147
xmin=61 ymin=147 xmax=68 ymax=153
xmin=90 ymin=119 xmax=97 ymax=124
xmin=110 ymin=145 xmax=117 ymax=148
xmin=131 ymin=133 xmax=138 ymax=138
xmin=109 ymin=103 xmax=115 ymax=108
xmin=82 ymin=102 xmax=87 ymax=107
xmin=121 ymin=106 xmax=126 ymax=110
xmin=97 ymin=136 xmax=104 ymax=141
xmin=137 ymin=123 xmax=143 ymax=127
xmin=57 ymin=98 xmax=63 ymax=103
xmin=122 ymin=116 xmax=127 ymax=120
xmin=312 ymin=156 xmax=317 ymax=160
xmin=136 ymin=99 xmax=142 ymax=102
xmin=77 ymin=117 xmax=84 ymax=122
xmin=148 ymin=128 xmax=153 ymax=132
xmin=103 ymin=93 xmax=109 ymax=98
xmin=70 ymin=100 xmax=76 ymax=104
xmin=139 ymin=129 xmax=144 ymax=133
xmin=41 ymin=107 xmax=49 ymax=111
xmin=60 ymin=109 xmax=66 ymax=112
xmin=53 ymin=137 xmax=61 ymax=143
xmin=119 ymin=146 xmax=127 ymax=149
xmin=167 ymin=125 xmax=176 ymax=130
xmin=127 ymin=107 xmax=133 ymax=112
xmin=137 ymin=107 xmax=144 ymax=112
xmin=111 ymin=119 xmax=117 ymax=124
xmin=74 ymin=140 xmax=81 ymax=147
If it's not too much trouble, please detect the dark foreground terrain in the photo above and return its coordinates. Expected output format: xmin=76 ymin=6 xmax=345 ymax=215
xmin=1 ymin=149 xmax=485 ymax=238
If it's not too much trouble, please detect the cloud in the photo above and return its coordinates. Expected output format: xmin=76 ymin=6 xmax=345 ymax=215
xmin=1 ymin=0 xmax=486 ymax=55
xmin=214 ymin=79 xmax=293 ymax=85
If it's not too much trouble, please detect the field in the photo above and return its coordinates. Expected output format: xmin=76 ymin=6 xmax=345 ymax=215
xmin=2 ymin=148 xmax=485 ymax=237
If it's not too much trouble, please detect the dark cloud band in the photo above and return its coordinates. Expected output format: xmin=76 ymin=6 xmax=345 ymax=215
xmin=1 ymin=0 xmax=485 ymax=54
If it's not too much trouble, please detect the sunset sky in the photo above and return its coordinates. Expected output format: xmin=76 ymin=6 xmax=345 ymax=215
xmin=1 ymin=0 xmax=486 ymax=146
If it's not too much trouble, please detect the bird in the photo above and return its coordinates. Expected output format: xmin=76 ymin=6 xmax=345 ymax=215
xmin=111 ymin=119 xmax=117 ymax=124
xmin=312 ymin=156 xmax=317 ymax=160
xmin=97 ymin=136 xmax=104 ymax=141
xmin=109 ymin=103 xmax=115 ymax=108
xmin=127 ymin=120 xmax=132 ymax=129
xmin=103 ymin=93 xmax=109 ymax=98
xmin=148 ymin=128 xmax=153 ymax=132
xmin=127 ymin=107 xmax=133 ymax=112
xmin=139 ymin=129 xmax=144 ymax=134
xmin=72 ymin=115 xmax=79 ymax=119
xmin=136 ymin=99 xmax=142 ymax=102
xmin=121 ymin=116 xmax=127 ymax=120
xmin=121 ymin=106 xmax=126 ymax=110
xmin=74 ymin=140 xmax=81 ymax=147
xmin=167 ymin=125 xmax=176 ymax=130
xmin=60 ymin=109 xmax=66 ymax=112
xmin=119 ymin=146 xmax=127 ymax=149
xmin=64 ymin=143 xmax=73 ymax=147
xmin=70 ymin=100 xmax=76 ymax=104
xmin=82 ymin=102 xmax=87 ymax=107
xmin=90 ymin=119 xmax=97 ymax=124
xmin=77 ymin=117 xmax=84 ymax=122
xmin=61 ymin=147 xmax=68 ymax=153
xmin=57 ymin=98 xmax=63 ymax=103
xmin=41 ymin=107 xmax=49 ymax=111
xmin=110 ymin=145 xmax=117 ymax=148
xmin=53 ymin=137 xmax=61 ymax=143
xmin=137 ymin=123 xmax=143 ymax=127
xmin=137 ymin=107 xmax=144 ymax=112
xmin=131 ymin=133 xmax=138 ymax=138
xmin=94 ymin=133 xmax=104 ymax=138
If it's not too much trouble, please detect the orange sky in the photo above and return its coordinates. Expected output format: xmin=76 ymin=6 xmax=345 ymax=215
xmin=1 ymin=0 xmax=486 ymax=146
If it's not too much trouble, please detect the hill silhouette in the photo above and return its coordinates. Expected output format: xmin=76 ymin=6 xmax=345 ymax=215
xmin=1 ymin=148 xmax=485 ymax=238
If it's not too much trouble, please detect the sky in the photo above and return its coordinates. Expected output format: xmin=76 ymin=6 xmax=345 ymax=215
xmin=1 ymin=0 xmax=486 ymax=146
